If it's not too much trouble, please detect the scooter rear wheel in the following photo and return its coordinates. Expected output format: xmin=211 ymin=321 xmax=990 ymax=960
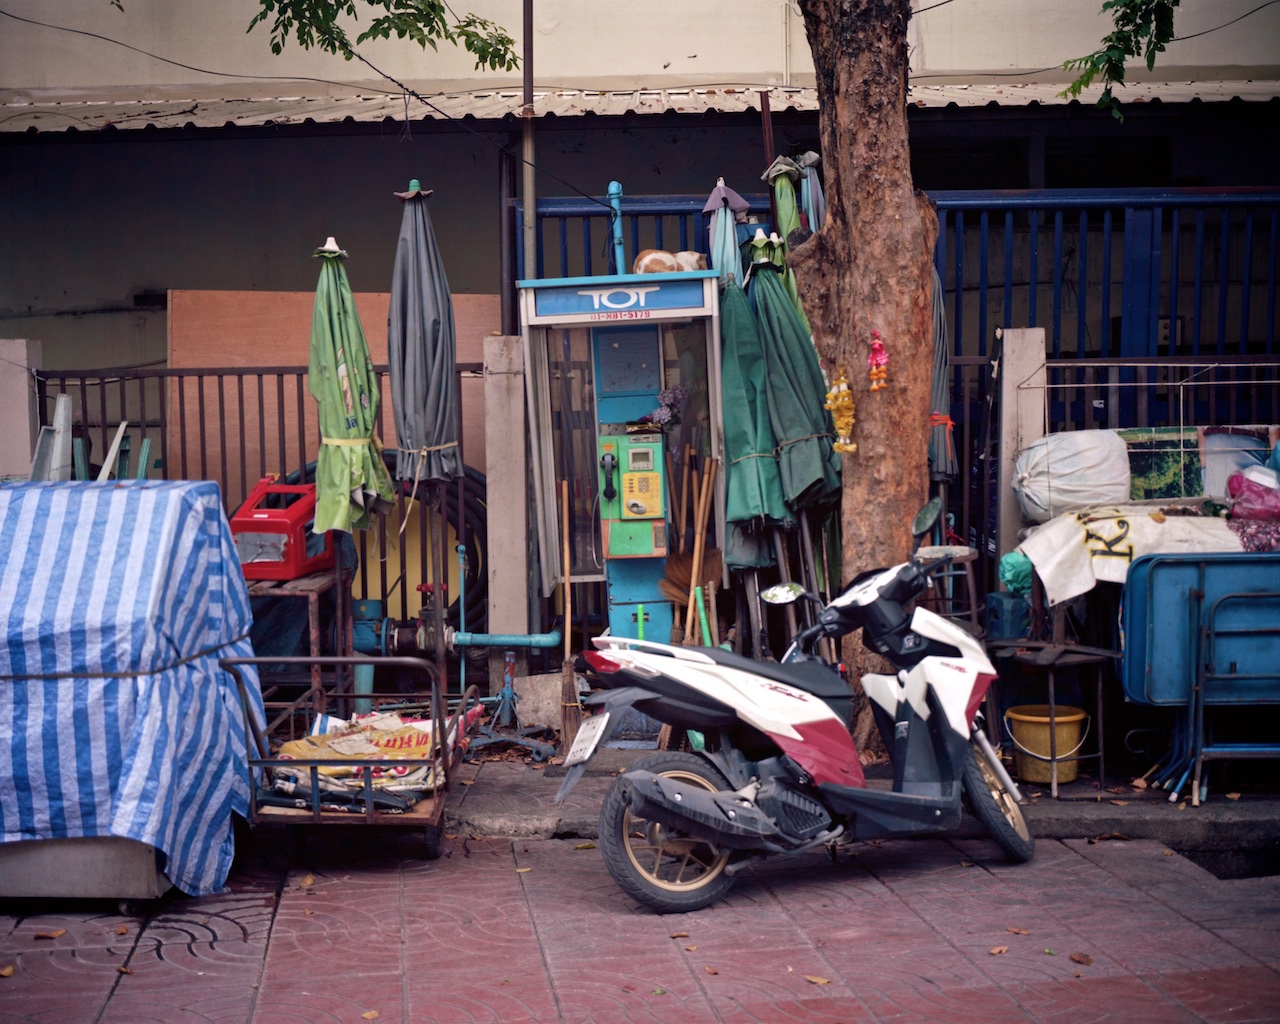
xmin=598 ymin=751 xmax=735 ymax=913
xmin=962 ymin=739 xmax=1035 ymax=862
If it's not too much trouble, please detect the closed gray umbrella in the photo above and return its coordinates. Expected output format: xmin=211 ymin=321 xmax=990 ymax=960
xmin=388 ymin=180 xmax=461 ymax=484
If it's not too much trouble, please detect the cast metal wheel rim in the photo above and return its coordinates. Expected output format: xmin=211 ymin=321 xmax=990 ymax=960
xmin=621 ymin=768 xmax=730 ymax=892
xmin=976 ymin=752 xmax=1032 ymax=841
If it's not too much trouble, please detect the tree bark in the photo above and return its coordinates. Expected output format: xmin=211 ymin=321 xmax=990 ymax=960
xmin=790 ymin=0 xmax=939 ymax=725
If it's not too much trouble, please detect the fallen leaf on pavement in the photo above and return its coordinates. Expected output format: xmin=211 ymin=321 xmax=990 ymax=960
xmin=959 ymin=860 xmax=974 ymax=867
xmin=704 ymin=966 xmax=718 ymax=975
xmin=1007 ymin=927 xmax=1029 ymax=935
xmin=361 ymin=1012 xmax=380 ymax=1021
xmin=806 ymin=975 xmax=831 ymax=985
xmin=1073 ymin=971 xmax=1083 ymax=978
xmin=117 ymin=966 xmax=132 ymax=975
xmin=670 ymin=932 xmax=689 ymax=939
xmin=1131 ymin=778 xmax=1148 ymax=790
xmin=299 ymin=874 xmax=315 ymax=888
xmin=989 ymin=946 xmax=1008 ymax=955
xmin=516 ymin=867 xmax=532 ymax=874
xmin=0 ymin=965 xmax=14 ymax=978
xmin=573 ymin=842 xmax=597 ymax=850
xmin=1044 ymin=949 xmax=1056 ymax=956
xmin=1226 ymin=792 xmax=1241 ymax=801
xmin=1176 ymin=801 xmax=1188 ymax=810
xmin=685 ymin=946 xmax=697 ymax=952
xmin=1069 ymin=953 xmax=1093 ymax=966
xmin=1109 ymin=800 xmax=1129 ymax=806
xmin=115 ymin=926 xmax=129 ymax=935
xmin=652 ymin=987 xmax=667 ymax=996
xmin=34 ymin=930 xmax=66 ymax=940
xmin=1162 ymin=849 xmax=1175 ymax=856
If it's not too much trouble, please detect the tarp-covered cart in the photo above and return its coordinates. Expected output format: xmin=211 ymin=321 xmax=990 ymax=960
xmin=0 ymin=481 xmax=266 ymax=899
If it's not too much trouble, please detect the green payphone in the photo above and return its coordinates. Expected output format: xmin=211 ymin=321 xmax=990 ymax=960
xmin=598 ymin=428 xmax=667 ymax=559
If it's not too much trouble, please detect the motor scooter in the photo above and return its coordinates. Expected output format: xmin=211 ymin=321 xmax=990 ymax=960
xmin=556 ymin=498 xmax=1032 ymax=913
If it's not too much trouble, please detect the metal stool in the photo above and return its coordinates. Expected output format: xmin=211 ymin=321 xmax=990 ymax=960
xmin=916 ymin=545 xmax=983 ymax=635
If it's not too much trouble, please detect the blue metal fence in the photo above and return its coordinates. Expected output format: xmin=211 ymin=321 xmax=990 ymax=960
xmin=522 ymin=187 xmax=1280 ymax=368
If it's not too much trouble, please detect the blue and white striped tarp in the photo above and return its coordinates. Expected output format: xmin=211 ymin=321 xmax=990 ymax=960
xmin=0 ymin=480 xmax=265 ymax=897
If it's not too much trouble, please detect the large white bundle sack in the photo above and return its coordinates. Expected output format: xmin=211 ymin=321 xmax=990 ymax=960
xmin=1013 ymin=430 xmax=1131 ymax=522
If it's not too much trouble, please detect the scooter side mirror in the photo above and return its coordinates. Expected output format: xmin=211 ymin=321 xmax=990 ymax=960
xmin=760 ymin=581 xmax=807 ymax=606
xmin=911 ymin=497 xmax=943 ymax=549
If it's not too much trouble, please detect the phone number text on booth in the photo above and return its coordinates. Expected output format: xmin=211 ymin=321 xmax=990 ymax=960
xmin=589 ymin=310 xmax=653 ymax=321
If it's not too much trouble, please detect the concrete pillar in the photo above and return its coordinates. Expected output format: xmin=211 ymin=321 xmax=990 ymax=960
xmin=0 ymin=340 xmax=42 ymax=480
xmin=484 ymin=334 xmax=531 ymax=694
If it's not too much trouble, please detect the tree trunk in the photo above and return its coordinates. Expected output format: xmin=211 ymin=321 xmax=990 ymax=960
xmin=790 ymin=0 xmax=939 ymax=733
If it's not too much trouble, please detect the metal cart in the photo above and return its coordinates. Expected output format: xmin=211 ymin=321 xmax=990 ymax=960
xmin=219 ymin=655 xmax=481 ymax=858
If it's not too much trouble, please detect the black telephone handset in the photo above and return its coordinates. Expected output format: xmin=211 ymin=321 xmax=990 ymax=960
xmin=600 ymin=452 xmax=618 ymax=501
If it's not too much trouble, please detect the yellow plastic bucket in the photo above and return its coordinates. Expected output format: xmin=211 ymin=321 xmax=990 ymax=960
xmin=1004 ymin=704 xmax=1087 ymax=784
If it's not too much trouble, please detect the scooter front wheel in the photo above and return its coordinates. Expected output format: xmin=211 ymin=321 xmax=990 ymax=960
xmin=598 ymin=751 xmax=735 ymax=913
xmin=962 ymin=739 xmax=1035 ymax=862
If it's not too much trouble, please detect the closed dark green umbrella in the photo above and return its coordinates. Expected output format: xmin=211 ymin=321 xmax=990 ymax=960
xmin=309 ymin=238 xmax=395 ymax=533
xmin=388 ymin=180 xmax=461 ymax=485
xmin=721 ymin=281 xmax=791 ymax=513
xmin=749 ymin=264 xmax=841 ymax=512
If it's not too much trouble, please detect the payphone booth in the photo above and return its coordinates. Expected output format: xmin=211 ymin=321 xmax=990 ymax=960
xmin=520 ymin=270 xmax=723 ymax=643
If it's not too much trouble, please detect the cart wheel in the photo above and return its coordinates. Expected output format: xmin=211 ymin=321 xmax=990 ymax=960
xmin=423 ymin=823 xmax=442 ymax=861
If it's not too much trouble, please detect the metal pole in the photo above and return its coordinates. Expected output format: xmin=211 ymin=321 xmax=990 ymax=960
xmin=521 ymin=0 xmax=537 ymax=281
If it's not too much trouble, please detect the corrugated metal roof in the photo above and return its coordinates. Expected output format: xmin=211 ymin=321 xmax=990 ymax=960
xmin=2 ymin=80 xmax=1275 ymax=133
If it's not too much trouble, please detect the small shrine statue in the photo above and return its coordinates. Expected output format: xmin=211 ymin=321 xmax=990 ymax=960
xmin=868 ymin=331 xmax=889 ymax=392
xmin=824 ymin=369 xmax=857 ymax=453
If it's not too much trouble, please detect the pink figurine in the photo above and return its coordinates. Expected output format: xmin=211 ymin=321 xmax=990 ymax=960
xmin=868 ymin=331 xmax=889 ymax=392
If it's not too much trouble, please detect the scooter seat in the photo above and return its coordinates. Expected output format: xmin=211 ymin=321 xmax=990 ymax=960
xmin=697 ymin=647 xmax=852 ymax=700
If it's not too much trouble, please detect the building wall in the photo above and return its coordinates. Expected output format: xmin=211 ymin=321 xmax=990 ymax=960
xmin=3 ymin=0 xmax=1275 ymax=96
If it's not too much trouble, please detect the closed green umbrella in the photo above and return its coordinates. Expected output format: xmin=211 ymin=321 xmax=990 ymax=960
xmin=722 ymin=282 xmax=791 ymax=512
xmin=749 ymin=264 xmax=841 ymax=513
xmin=309 ymin=237 xmax=395 ymax=534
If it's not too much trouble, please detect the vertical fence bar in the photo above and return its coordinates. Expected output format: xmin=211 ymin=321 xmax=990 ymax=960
xmin=1028 ymin=210 xmax=1040 ymax=330
xmin=557 ymin=217 xmax=569 ymax=278
xmin=294 ymin=372 xmax=307 ymax=482
xmin=1002 ymin=210 xmax=1014 ymax=331
xmin=216 ymin=374 xmax=229 ymax=496
xmin=1052 ymin=208 xmax=1064 ymax=360
xmin=176 ymin=375 xmax=189 ymax=479
xmin=953 ymin=211 xmax=965 ymax=356
xmin=1267 ymin=208 xmax=1278 ymax=355
xmin=1100 ymin=209 xmax=1113 ymax=358
xmin=1168 ymin=208 xmax=1182 ymax=356
xmin=1217 ymin=208 xmax=1231 ymax=356
xmin=196 ymin=374 xmax=209 ymax=480
xmin=581 ymin=217 xmax=593 ymax=278
xmin=1240 ymin=208 xmax=1254 ymax=353
xmin=1077 ymin=209 xmax=1089 ymax=360
xmin=1192 ymin=209 xmax=1206 ymax=358
xmin=236 ymin=375 xmax=248 ymax=504
xmin=977 ymin=210 xmax=989 ymax=356
xmin=274 ymin=375 xmax=286 ymax=479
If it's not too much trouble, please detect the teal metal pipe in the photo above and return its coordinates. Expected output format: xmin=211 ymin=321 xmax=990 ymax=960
xmin=608 ymin=180 xmax=626 ymax=275
xmin=453 ymin=629 xmax=562 ymax=648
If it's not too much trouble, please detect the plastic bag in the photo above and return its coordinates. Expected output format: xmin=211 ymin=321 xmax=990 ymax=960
xmin=998 ymin=550 xmax=1034 ymax=595
xmin=1227 ymin=470 xmax=1280 ymax=520
xmin=1013 ymin=430 xmax=1132 ymax=523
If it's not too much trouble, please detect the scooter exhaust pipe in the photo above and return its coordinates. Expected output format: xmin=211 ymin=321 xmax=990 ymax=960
xmin=621 ymin=770 xmax=788 ymax=851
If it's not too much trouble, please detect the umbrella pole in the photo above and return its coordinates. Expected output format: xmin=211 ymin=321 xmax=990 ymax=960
xmin=798 ymin=511 xmax=821 ymax=629
xmin=745 ymin=569 xmax=764 ymax=658
xmin=771 ymin=528 xmax=798 ymax=640
xmin=431 ymin=483 xmax=447 ymax=695
xmin=560 ymin=480 xmax=581 ymax=750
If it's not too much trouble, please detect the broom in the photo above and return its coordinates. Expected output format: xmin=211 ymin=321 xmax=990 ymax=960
xmin=683 ymin=458 xmax=718 ymax=644
xmin=560 ymin=480 xmax=582 ymax=751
